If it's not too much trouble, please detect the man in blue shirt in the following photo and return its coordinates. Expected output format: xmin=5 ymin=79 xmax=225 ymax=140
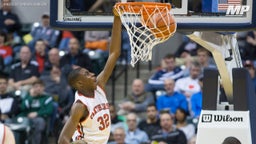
xmin=190 ymin=76 xmax=203 ymax=118
xmin=125 ymin=113 xmax=149 ymax=144
xmin=146 ymin=54 xmax=184 ymax=94
xmin=157 ymin=78 xmax=188 ymax=115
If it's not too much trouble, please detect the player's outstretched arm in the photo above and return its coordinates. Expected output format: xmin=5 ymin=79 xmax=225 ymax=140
xmin=58 ymin=102 xmax=88 ymax=144
xmin=97 ymin=15 xmax=121 ymax=87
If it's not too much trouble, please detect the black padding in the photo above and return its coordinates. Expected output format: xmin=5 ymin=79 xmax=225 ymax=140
xmin=202 ymin=68 xmax=219 ymax=110
xmin=233 ymin=68 xmax=256 ymax=144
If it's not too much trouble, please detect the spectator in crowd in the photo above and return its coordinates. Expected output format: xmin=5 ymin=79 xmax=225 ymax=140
xmin=175 ymin=108 xmax=195 ymax=143
xmin=146 ymin=53 xmax=184 ymax=94
xmin=18 ymin=79 xmax=53 ymax=144
xmin=157 ymin=78 xmax=188 ymax=115
xmin=0 ymin=0 xmax=21 ymax=33
xmin=0 ymin=57 xmax=4 ymax=74
xmin=43 ymin=48 xmax=60 ymax=75
xmin=242 ymin=31 xmax=256 ymax=60
xmin=8 ymin=46 xmax=39 ymax=97
xmin=151 ymin=111 xmax=187 ymax=144
xmin=58 ymin=31 xmax=74 ymax=51
xmin=60 ymin=37 xmax=92 ymax=76
xmin=196 ymin=47 xmax=216 ymax=71
xmin=83 ymin=30 xmax=110 ymax=74
xmin=40 ymin=66 xmax=73 ymax=135
xmin=0 ymin=75 xmax=19 ymax=122
xmin=109 ymin=103 xmax=126 ymax=133
xmin=125 ymin=113 xmax=149 ymax=144
xmin=108 ymin=103 xmax=126 ymax=142
xmin=119 ymin=79 xmax=154 ymax=118
xmin=244 ymin=60 xmax=256 ymax=93
xmin=138 ymin=103 xmax=161 ymax=139
xmin=0 ymin=31 xmax=13 ymax=66
xmin=175 ymin=37 xmax=199 ymax=57
xmin=84 ymin=30 xmax=110 ymax=55
xmin=174 ymin=61 xmax=201 ymax=100
xmin=28 ymin=14 xmax=60 ymax=52
xmin=108 ymin=127 xmax=127 ymax=144
xmin=88 ymin=0 xmax=116 ymax=12
xmin=33 ymin=39 xmax=48 ymax=73
xmin=190 ymin=76 xmax=203 ymax=118
xmin=40 ymin=66 xmax=73 ymax=116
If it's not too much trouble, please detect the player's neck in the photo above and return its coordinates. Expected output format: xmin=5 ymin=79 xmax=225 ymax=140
xmin=78 ymin=91 xmax=95 ymax=97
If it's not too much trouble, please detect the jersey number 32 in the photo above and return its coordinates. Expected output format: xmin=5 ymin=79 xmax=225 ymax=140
xmin=97 ymin=114 xmax=110 ymax=130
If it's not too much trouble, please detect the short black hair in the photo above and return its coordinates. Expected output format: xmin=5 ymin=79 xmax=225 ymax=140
xmin=147 ymin=103 xmax=157 ymax=109
xmin=0 ymin=30 xmax=7 ymax=43
xmin=0 ymin=74 xmax=8 ymax=81
xmin=164 ymin=53 xmax=176 ymax=60
xmin=32 ymin=79 xmax=45 ymax=86
xmin=42 ymin=14 xmax=49 ymax=19
xmin=222 ymin=136 xmax=241 ymax=144
xmin=68 ymin=67 xmax=82 ymax=89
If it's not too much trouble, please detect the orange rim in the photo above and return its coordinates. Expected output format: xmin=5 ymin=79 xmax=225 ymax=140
xmin=114 ymin=2 xmax=171 ymax=14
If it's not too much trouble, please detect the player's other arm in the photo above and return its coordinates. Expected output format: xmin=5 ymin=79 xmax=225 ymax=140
xmin=97 ymin=15 xmax=121 ymax=88
xmin=3 ymin=125 xmax=16 ymax=144
xmin=58 ymin=101 xmax=88 ymax=144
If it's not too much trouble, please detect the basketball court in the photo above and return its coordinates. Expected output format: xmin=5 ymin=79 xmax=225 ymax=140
xmin=50 ymin=0 xmax=256 ymax=143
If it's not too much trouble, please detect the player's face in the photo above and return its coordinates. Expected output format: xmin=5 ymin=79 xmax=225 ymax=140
xmin=78 ymin=68 xmax=97 ymax=91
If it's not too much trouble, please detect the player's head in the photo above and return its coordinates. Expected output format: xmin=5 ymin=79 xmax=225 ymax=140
xmin=68 ymin=67 xmax=97 ymax=93
xmin=222 ymin=136 xmax=241 ymax=144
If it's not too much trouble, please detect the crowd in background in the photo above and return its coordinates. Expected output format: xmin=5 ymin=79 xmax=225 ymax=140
xmin=1 ymin=0 xmax=256 ymax=144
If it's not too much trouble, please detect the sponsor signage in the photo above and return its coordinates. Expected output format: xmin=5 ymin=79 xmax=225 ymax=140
xmin=196 ymin=110 xmax=252 ymax=144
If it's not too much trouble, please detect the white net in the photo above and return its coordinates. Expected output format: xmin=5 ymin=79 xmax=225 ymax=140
xmin=114 ymin=2 xmax=176 ymax=66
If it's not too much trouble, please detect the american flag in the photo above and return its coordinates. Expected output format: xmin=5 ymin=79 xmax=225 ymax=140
xmin=218 ymin=0 xmax=241 ymax=11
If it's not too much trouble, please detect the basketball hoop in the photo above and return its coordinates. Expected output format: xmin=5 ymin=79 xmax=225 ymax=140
xmin=114 ymin=2 xmax=177 ymax=66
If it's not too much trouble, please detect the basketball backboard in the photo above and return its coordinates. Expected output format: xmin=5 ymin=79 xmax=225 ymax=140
xmin=50 ymin=0 xmax=256 ymax=31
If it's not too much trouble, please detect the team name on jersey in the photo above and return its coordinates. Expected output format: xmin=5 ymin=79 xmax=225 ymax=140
xmin=90 ymin=103 xmax=110 ymax=119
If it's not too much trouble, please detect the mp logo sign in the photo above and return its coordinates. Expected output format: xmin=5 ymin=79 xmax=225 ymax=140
xmin=226 ymin=5 xmax=250 ymax=16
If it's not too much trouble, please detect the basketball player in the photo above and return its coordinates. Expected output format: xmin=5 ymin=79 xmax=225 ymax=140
xmin=0 ymin=123 xmax=16 ymax=144
xmin=58 ymin=15 xmax=121 ymax=144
